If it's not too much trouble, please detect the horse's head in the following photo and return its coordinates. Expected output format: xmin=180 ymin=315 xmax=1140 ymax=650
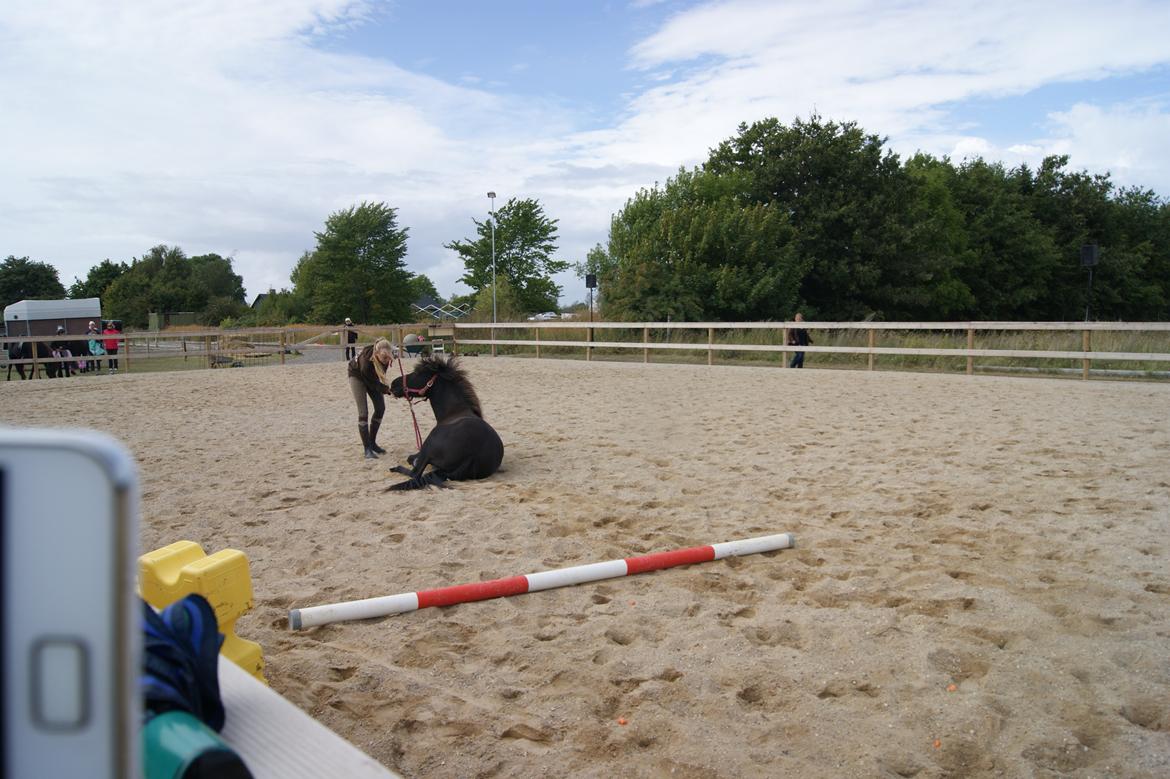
xmin=389 ymin=354 xmax=483 ymax=417
xmin=389 ymin=356 xmax=440 ymax=400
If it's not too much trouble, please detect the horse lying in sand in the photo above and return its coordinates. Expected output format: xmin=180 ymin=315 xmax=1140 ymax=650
xmin=387 ymin=354 xmax=503 ymax=490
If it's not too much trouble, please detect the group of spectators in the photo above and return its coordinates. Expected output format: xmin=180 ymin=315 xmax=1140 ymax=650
xmin=47 ymin=320 xmax=122 ymax=377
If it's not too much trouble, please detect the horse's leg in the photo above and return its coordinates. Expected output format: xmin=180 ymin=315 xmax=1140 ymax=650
xmin=386 ymin=439 xmax=436 ymax=490
xmin=387 ymin=469 xmax=451 ymax=490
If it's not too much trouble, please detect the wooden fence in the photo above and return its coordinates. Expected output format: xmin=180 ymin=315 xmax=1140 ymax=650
xmin=443 ymin=320 xmax=1170 ymax=380
xmin=1 ymin=329 xmax=290 ymax=377
xmin=5 ymin=322 xmax=1169 ymax=381
xmin=0 ymin=324 xmax=442 ymax=378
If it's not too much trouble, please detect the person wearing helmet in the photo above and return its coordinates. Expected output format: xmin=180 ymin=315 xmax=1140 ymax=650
xmin=342 ymin=317 xmax=358 ymax=361
xmin=51 ymin=326 xmax=75 ymax=377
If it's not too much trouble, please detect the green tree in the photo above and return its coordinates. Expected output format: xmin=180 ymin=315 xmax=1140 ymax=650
xmin=945 ymin=160 xmax=1061 ymax=319
xmin=1099 ymin=187 xmax=1170 ymax=320
xmin=408 ymin=274 xmax=442 ymax=304
xmin=603 ymin=167 xmax=806 ymax=321
xmin=0 ymin=256 xmax=66 ymax=309
xmin=68 ymin=259 xmax=128 ymax=301
xmin=446 ymin=197 xmax=568 ymax=315
xmin=467 ymin=278 xmax=525 ymax=323
xmin=705 ymin=115 xmax=911 ymax=319
xmin=101 ymin=245 xmax=250 ymax=327
xmin=292 ymin=202 xmax=412 ymax=323
xmin=893 ymin=155 xmax=976 ymax=318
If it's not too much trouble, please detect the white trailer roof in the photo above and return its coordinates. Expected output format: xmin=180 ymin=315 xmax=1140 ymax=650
xmin=3 ymin=298 xmax=102 ymax=321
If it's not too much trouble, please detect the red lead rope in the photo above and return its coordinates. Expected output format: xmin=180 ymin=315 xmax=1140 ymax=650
xmin=391 ymin=351 xmax=431 ymax=450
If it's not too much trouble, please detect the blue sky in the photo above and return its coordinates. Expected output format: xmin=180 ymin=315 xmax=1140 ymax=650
xmin=3 ymin=0 xmax=1170 ymax=309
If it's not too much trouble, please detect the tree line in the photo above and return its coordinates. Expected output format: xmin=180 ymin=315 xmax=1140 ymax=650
xmin=586 ymin=116 xmax=1170 ymax=322
xmin=6 ymin=115 xmax=1168 ymax=327
xmin=1 ymin=197 xmax=568 ymax=329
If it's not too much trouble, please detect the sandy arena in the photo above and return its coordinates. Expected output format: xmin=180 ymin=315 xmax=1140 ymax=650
xmin=4 ymin=356 xmax=1170 ymax=777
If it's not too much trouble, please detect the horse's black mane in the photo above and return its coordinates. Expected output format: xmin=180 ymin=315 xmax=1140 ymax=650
xmin=416 ymin=354 xmax=483 ymax=417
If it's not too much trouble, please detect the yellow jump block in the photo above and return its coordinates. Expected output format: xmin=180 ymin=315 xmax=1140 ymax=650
xmin=139 ymin=541 xmax=266 ymax=683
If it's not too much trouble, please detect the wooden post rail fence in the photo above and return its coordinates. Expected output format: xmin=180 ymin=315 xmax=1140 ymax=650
xmin=5 ymin=322 xmax=1169 ymax=381
xmin=443 ymin=321 xmax=1170 ymax=380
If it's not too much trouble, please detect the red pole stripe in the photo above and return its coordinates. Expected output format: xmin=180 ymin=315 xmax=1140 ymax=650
xmin=624 ymin=545 xmax=715 ymax=575
xmin=416 ymin=575 xmax=530 ymax=608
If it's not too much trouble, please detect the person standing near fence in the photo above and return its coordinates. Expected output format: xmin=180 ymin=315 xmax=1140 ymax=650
xmin=103 ymin=321 xmax=120 ymax=374
xmin=86 ymin=320 xmax=104 ymax=373
xmin=51 ymin=326 xmax=75 ymax=377
xmin=788 ymin=313 xmax=812 ymax=368
xmin=348 ymin=338 xmax=394 ymax=459
xmin=342 ymin=317 xmax=359 ymax=361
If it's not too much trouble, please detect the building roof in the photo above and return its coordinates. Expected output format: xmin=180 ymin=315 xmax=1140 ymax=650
xmin=3 ymin=298 xmax=102 ymax=321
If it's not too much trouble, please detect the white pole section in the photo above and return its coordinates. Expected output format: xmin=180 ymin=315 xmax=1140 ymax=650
xmin=289 ymin=532 xmax=794 ymax=630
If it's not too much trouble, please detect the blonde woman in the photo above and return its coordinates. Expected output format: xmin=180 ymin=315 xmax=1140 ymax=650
xmin=347 ymin=338 xmax=395 ymax=459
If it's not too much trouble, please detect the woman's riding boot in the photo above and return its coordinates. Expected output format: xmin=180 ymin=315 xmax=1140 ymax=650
xmin=359 ymin=424 xmax=378 ymax=459
xmin=368 ymin=418 xmax=387 ymax=455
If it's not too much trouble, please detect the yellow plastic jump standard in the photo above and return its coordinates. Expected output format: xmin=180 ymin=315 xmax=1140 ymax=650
xmin=139 ymin=540 xmax=266 ymax=683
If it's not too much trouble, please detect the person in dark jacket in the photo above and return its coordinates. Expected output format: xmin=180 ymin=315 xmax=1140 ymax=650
xmin=342 ymin=317 xmax=358 ymax=361
xmin=51 ymin=326 xmax=75 ymax=377
xmin=348 ymin=338 xmax=395 ymax=459
xmin=787 ymin=312 xmax=812 ymax=368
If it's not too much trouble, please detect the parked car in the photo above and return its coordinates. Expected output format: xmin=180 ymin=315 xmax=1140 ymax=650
xmin=527 ymin=312 xmax=559 ymax=321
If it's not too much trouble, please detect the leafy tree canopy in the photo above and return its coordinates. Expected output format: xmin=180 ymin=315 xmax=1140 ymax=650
xmin=291 ymin=201 xmax=413 ymax=324
xmin=68 ymin=259 xmax=128 ymax=301
xmin=408 ymin=274 xmax=441 ymax=305
xmin=602 ymin=115 xmax=1170 ymax=322
xmin=0 ymin=256 xmax=66 ymax=309
xmin=446 ymin=197 xmax=569 ymax=315
xmin=101 ymin=245 xmax=247 ymax=328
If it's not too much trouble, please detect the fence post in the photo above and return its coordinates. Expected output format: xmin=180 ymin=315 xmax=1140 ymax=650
xmin=781 ymin=328 xmax=788 ymax=367
xmin=966 ymin=328 xmax=974 ymax=376
xmin=868 ymin=329 xmax=876 ymax=371
xmin=31 ymin=339 xmax=42 ymax=379
xmin=586 ymin=327 xmax=593 ymax=362
xmin=491 ymin=325 xmax=497 ymax=358
xmin=205 ymin=336 xmax=211 ymax=369
xmin=452 ymin=327 xmax=458 ymax=356
xmin=123 ymin=334 xmax=130 ymax=373
xmin=279 ymin=330 xmax=285 ymax=366
xmin=535 ymin=326 xmax=541 ymax=359
xmin=643 ymin=327 xmax=649 ymax=363
xmin=708 ymin=327 xmax=714 ymax=366
xmin=1082 ymin=329 xmax=1091 ymax=380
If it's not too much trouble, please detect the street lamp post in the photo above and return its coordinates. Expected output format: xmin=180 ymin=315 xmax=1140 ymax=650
xmin=487 ymin=191 xmax=497 ymax=324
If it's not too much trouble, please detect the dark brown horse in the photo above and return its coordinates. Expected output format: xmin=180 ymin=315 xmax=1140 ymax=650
xmin=6 ymin=341 xmax=59 ymax=380
xmin=387 ymin=354 xmax=503 ymax=490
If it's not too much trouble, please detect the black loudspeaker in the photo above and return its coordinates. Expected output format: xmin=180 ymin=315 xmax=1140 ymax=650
xmin=1080 ymin=244 xmax=1099 ymax=267
xmin=585 ymin=273 xmax=597 ymax=288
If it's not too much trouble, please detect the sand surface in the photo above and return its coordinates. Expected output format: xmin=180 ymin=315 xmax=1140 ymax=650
xmin=4 ymin=356 xmax=1170 ymax=778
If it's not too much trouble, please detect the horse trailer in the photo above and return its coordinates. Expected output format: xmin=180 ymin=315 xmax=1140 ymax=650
xmin=3 ymin=298 xmax=102 ymax=337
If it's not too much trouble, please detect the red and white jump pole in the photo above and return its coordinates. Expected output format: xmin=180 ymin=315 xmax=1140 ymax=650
xmin=289 ymin=532 xmax=794 ymax=630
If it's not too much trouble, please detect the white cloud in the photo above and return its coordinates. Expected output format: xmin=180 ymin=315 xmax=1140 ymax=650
xmin=3 ymin=0 xmax=1169 ymax=308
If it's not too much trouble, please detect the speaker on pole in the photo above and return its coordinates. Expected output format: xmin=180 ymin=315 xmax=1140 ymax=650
xmin=585 ymin=273 xmax=597 ymax=288
xmin=1080 ymin=244 xmax=1099 ymax=267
